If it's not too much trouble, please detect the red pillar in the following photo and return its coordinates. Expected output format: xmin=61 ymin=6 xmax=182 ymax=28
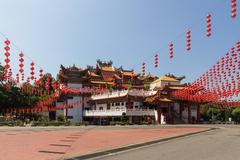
xmin=157 ymin=107 xmax=162 ymax=124
xmin=179 ymin=103 xmax=183 ymax=119
xmin=188 ymin=105 xmax=191 ymax=124
xmin=197 ymin=104 xmax=200 ymax=123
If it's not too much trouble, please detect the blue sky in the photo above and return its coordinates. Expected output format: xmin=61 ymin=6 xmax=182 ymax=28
xmin=0 ymin=0 xmax=239 ymax=83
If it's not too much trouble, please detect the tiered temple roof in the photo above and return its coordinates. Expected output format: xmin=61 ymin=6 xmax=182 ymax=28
xmin=59 ymin=60 xmax=146 ymax=89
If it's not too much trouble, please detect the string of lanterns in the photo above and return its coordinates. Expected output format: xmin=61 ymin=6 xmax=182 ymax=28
xmin=143 ymin=0 xmax=237 ymax=74
xmin=172 ymin=41 xmax=240 ymax=108
xmin=0 ymin=0 xmax=239 ymax=113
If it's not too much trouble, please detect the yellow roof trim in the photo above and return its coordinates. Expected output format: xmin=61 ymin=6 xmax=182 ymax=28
xmin=168 ymin=86 xmax=185 ymax=90
xmin=159 ymin=98 xmax=172 ymax=102
xmin=100 ymin=66 xmax=115 ymax=72
xmin=151 ymin=76 xmax=179 ymax=84
xmin=90 ymin=81 xmax=114 ymax=85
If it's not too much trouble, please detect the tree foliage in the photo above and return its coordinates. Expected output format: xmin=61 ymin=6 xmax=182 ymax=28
xmin=202 ymin=103 xmax=233 ymax=121
xmin=231 ymin=107 xmax=240 ymax=123
xmin=0 ymin=68 xmax=55 ymax=114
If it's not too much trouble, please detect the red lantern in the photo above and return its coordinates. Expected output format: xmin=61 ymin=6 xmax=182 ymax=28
xmin=4 ymin=39 xmax=10 ymax=81
xmin=154 ymin=53 xmax=158 ymax=67
xmin=26 ymin=77 xmax=30 ymax=84
xmin=52 ymin=80 xmax=57 ymax=90
xmin=45 ymin=75 xmax=50 ymax=92
xmin=8 ymin=68 xmax=12 ymax=80
xmin=18 ymin=52 xmax=24 ymax=82
xmin=22 ymin=73 xmax=25 ymax=81
xmin=142 ymin=62 xmax=145 ymax=76
xmin=30 ymin=62 xmax=35 ymax=81
xmin=232 ymin=0 xmax=237 ymax=18
xmin=37 ymin=69 xmax=43 ymax=86
xmin=206 ymin=14 xmax=212 ymax=37
xmin=16 ymin=73 xmax=20 ymax=83
xmin=236 ymin=41 xmax=240 ymax=53
xmin=186 ymin=30 xmax=191 ymax=51
xmin=169 ymin=43 xmax=174 ymax=59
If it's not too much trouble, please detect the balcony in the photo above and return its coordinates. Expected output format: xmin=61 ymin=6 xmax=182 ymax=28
xmin=91 ymin=89 xmax=157 ymax=100
xmin=126 ymin=109 xmax=155 ymax=116
xmin=128 ymin=90 xmax=157 ymax=97
xmin=91 ymin=90 xmax=128 ymax=100
xmin=83 ymin=108 xmax=155 ymax=117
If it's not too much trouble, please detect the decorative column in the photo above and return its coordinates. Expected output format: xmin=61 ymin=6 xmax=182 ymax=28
xmin=171 ymin=104 xmax=174 ymax=124
xmin=188 ymin=105 xmax=192 ymax=124
xmin=157 ymin=107 xmax=162 ymax=124
xmin=179 ymin=103 xmax=183 ymax=119
xmin=197 ymin=104 xmax=200 ymax=123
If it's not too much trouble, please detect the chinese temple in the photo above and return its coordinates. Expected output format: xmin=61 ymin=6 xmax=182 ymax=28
xmin=59 ymin=60 xmax=146 ymax=89
xmin=57 ymin=60 xmax=156 ymax=122
xmin=57 ymin=60 xmax=200 ymax=125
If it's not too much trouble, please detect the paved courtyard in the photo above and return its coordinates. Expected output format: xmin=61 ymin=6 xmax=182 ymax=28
xmin=94 ymin=125 xmax=240 ymax=160
xmin=0 ymin=126 xmax=209 ymax=160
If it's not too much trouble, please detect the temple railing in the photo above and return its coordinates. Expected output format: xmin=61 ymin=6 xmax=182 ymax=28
xmin=83 ymin=108 xmax=155 ymax=117
xmin=91 ymin=90 xmax=128 ymax=100
xmin=91 ymin=89 xmax=157 ymax=100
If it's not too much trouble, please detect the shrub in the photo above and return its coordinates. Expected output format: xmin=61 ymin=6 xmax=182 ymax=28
xmin=232 ymin=107 xmax=240 ymax=123
xmin=38 ymin=115 xmax=49 ymax=122
xmin=82 ymin=121 xmax=90 ymax=126
xmin=110 ymin=121 xmax=116 ymax=126
xmin=71 ymin=121 xmax=82 ymax=126
xmin=0 ymin=116 xmax=6 ymax=122
xmin=57 ymin=114 xmax=65 ymax=122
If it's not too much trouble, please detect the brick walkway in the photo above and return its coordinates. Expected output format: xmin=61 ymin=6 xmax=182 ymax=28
xmin=0 ymin=126 xmax=209 ymax=160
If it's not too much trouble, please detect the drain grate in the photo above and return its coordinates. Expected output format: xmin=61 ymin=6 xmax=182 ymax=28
xmin=60 ymin=140 xmax=76 ymax=142
xmin=66 ymin=136 xmax=79 ymax=139
xmin=50 ymin=144 xmax=71 ymax=147
xmin=70 ymin=134 xmax=82 ymax=136
xmin=39 ymin=150 xmax=65 ymax=154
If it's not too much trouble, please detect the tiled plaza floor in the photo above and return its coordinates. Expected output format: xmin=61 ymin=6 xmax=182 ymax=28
xmin=0 ymin=126 xmax=209 ymax=160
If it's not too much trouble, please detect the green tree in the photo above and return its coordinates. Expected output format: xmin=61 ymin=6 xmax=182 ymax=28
xmin=0 ymin=70 xmax=56 ymax=114
xmin=232 ymin=107 xmax=240 ymax=123
xmin=202 ymin=103 xmax=227 ymax=121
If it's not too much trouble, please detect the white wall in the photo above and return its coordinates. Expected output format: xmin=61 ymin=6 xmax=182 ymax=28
xmin=133 ymin=101 xmax=143 ymax=109
xmin=110 ymin=101 xmax=126 ymax=110
xmin=66 ymin=83 xmax=83 ymax=122
xmin=160 ymin=81 xmax=180 ymax=87
xmin=56 ymin=102 xmax=65 ymax=118
xmin=150 ymin=80 xmax=180 ymax=89
xmin=94 ymin=101 xmax=144 ymax=110
xmin=66 ymin=96 xmax=83 ymax=122
xmin=67 ymin=83 xmax=82 ymax=88
xmin=96 ymin=103 xmax=108 ymax=110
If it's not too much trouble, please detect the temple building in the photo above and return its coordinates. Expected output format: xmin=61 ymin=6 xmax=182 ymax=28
xmin=59 ymin=60 xmax=145 ymax=89
xmin=84 ymin=74 xmax=193 ymax=125
xmin=57 ymin=60 xmax=200 ymax=124
xmin=57 ymin=60 xmax=155 ymax=122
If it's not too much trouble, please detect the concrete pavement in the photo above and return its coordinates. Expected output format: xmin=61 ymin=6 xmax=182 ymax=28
xmin=0 ymin=125 xmax=209 ymax=160
xmin=92 ymin=125 xmax=240 ymax=160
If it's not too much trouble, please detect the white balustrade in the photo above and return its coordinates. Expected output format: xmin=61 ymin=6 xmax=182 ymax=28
xmin=84 ymin=108 xmax=126 ymax=116
xmin=91 ymin=89 xmax=157 ymax=100
xmin=91 ymin=90 xmax=128 ymax=100
xmin=83 ymin=108 xmax=155 ymax=117
xmin=126 ymin=109 xmax=155 ymax=116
